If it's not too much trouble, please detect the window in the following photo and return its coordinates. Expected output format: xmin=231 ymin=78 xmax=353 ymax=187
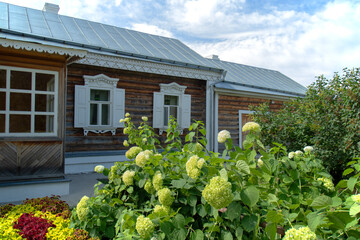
xmin=239 ymin=110 xmax=254 ymax=147
xmin=153 ymin=82 xmax=191 ymax=134
xmin=74 ymin=74 xmax=125 ymax=136
xmin=0 ymin=66 xmax=58 ymax=137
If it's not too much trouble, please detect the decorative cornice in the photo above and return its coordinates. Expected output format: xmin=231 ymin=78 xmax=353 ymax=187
xmin=160 ymin=82 xmax=187 ymax=94
xmin=76 ymin=52 xmax=222 ymax=81
xmin=84 ymin=74 xmax=119 ymax=88
xmin=0 ymin=38 xmax=87 ymax=57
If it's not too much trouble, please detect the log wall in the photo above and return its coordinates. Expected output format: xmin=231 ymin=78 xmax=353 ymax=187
xmin=66 ymin=63 xmax=207 ymax=152
xmin=217 ymin=94 xmax=284 ymax=150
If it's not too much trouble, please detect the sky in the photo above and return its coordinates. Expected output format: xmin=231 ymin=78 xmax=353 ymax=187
xmin=2 ymin=0 xmax=360 ymax=87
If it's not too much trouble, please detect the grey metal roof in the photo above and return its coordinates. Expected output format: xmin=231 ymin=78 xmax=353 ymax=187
xmin=209 ymin=59 xmax=307 ymax=96
xmin=0 ymin=2 xmax=221 ymax=72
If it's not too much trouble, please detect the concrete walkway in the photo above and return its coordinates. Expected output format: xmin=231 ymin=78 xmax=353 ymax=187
xmin=60 ymin=172 xmax=103 ymax=207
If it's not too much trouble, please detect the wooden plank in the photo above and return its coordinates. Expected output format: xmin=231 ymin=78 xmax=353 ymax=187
xmin=0 ymin=142 xmax=18 ymax=176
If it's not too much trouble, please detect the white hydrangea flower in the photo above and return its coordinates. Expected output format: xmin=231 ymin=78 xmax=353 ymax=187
xmin=288 ymin=152 xmax=295 ymax=159
xmin=304 ymin=146 xmax=314 ymax=153
xmin=295 ymin=150 xmax=303 ymax=156
xmin=152 ymin=171 xmax=163 ymax=191
xmin=158 ymin=188 xmax=174 ymax=206
xmin=257 ymin=158 xmax=264 ymax=167
xmin=317 ymin=177 xmax=334 ymax=191
xmin=351 ymin=194 xmax=360 ymax=203
xmin=142 ymin=116 xmax=148 ymax=122
xmin=202 ymin=176 xmax=234 ymax=209
xmin=217 ymin=130 xmax=231 ymax=143
xmin=136 ymin=215 xmax=155 ymax=239
xmin=94 ymin=165 xmax=104 ymax=173
xmin=125 ymin=113 xmax=130 ymax=117
xmin=122 ymin=170 xmax=136 ymax=186
xmin=125 ymin=146 xmax=142 ymax=159
xmin=76 ymin=196 xmax=89 ymax=221
xmin=123 ymin=140 xmax=129 ymax=147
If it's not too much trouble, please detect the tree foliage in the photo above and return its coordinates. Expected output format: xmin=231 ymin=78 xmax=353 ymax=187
xmin=251 ymin=68 xmax=360 ymax=180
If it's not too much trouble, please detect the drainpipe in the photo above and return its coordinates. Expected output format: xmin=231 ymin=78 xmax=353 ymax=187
xmin=209 ymin=70 xmax=226 ymax=152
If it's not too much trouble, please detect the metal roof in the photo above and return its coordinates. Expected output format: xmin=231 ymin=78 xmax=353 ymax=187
xmin=209 ymin=59 xmax=307 ymax=96
xmin=0 ymin=2 xmax=221 ymax=72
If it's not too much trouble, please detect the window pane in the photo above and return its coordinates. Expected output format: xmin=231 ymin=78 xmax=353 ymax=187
xmin=35 ymin=94 xmax=54 ymax=112
xmin=0 ymin=70 xmax=6 ymax=88
xmin=35 ymin=115 xmax=54 ymax=133
xmin=90 ymin=104 xmax=98 ymax=125
xmin=10 ymin=71 xmax=32 ymax=90
xmin=101 ymin=104 xmax=110 ymax=125
xmin=36 ymin=73 xmax=55 ymax=91
xmin=0 ymin=92 xmax=5 ymax=110
xmin=0 ymin=114 xmax=4 ymax=133
xmin=90 ymin=89 xmax=109 ymax=101
xmin=10 ymin=114 xmax=30 ymax=133
xmin=164 ymin=106 xmax=169 ymax=126
xmin=170 ymin=106 xmax=178 ymax=119
xmin=10 ymin=93 xmax=31 ymax=111
xmin=164 ymin=95 xmax=178 ymax=105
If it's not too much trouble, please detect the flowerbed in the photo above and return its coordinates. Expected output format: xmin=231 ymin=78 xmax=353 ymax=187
xmin=0 ymin=196 xmax=98 ymax=240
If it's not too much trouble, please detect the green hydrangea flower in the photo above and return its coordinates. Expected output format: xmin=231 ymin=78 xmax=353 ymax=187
xmin=352 ymin=194 xmax=360 ymax=203
xmin=317 ymin=177 xmax=334 ymax=191
xmin=123 ymin=170 xmax=136 ymax=186
xmin=152 ymin=171 xmax=163 ymax=191
xmin=153 ymin=205 xmax=170 ymax=216
xmin=283 ymin=226 xmax=316 ymax=240
xmin=136 ymin=215 xmax=155 ymax=239
xmin=135 ymin=150 xmax=153 ymax=168
xmin=202 ymin=176 xmax=234 ymax=209
xmin=76 ymin=196 xmax=89 ymax=221
xmin=123 ymin=140 xmax=129 ymax=147
xmin=144 ymin=180 xmax=155 ymax=194
xmin=158 ymin=188 xmax=174 ymax=207
xmin=197 ymin=158 xmax=206 ymax=169
xmin=126 ymin=146 xmax=142 ymax=159
xmin=242 ymin=122 xmax=260 ymax=132
xmin=186 ymin=155 xmax=204 ymax=180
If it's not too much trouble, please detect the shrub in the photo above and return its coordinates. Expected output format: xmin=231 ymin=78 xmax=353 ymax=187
xmin=251 ymin=68 xmax=360 ymax=180
xmin=71 ymin=115 xmax=360 ymax=239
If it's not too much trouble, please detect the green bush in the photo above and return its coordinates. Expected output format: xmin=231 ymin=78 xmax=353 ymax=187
xmin=251 ymin=68 xmax=360 ymax=180
xmin=70 ymin=115 xmax=360 ymax=239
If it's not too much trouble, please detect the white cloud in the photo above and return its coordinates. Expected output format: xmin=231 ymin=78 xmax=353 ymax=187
xmin=188 ymin=0 xmax=360 ymax=87
xmin=130 ymin=23 xmax=174 ymax=38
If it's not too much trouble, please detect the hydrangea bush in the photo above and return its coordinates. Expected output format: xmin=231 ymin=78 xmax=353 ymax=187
xmin=70 ymin=115 xmax=360 ymax=239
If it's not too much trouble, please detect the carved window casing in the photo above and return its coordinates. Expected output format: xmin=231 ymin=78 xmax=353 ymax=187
xmin=74 ymin=74 xmax=125 ymax=136
xmin=153 ymin=82 xmax=191 ymax=134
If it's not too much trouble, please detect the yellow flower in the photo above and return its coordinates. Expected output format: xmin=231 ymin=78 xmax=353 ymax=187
xmin=242 ymin=122 xmax=260 ymax=132
xmin=217 ymin=130 xmax=231 ymax=143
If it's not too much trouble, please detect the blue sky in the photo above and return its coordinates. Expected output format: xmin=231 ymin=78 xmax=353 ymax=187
xmin=3 ymin=0 xmax=360 ymax=87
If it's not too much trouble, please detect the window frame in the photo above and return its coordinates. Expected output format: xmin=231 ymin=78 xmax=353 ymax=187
xmin=0 ymin=65 xmax=59 ymax=137
xmin=74 ymin=74 xmax=124 ymax=136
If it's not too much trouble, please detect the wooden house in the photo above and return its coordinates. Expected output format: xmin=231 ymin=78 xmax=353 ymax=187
xmin=0 ymin=2 xmax=306 ymax=203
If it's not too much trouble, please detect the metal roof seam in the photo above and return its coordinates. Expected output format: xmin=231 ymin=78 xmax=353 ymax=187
xmin=113 ymin=27 xmax=141 ymax=54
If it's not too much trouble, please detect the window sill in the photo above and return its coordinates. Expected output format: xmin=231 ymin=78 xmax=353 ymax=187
xmin=159 ymin=127 xmax=184 ymax=135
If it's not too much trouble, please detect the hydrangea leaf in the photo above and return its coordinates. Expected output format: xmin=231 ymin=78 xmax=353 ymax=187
xmin=241 ymin=215 xmax=258 ymax=232
xmin=190 ymin=229 xmax=204 ymax=240
xmin=236 ymin=160 xmax=250 ymax=175
xmin=240 ymin=186 xmax=259 ymax=208
xmin=265 ymin=222 xmax=277 ymax=240
xmin=310 ymin=195 xmax=332 ymax=209
xmin=349 ymin=204 xmax=360 ymax=217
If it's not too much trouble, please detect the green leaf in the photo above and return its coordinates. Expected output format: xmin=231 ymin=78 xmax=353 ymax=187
xmin=241 ymin=215 xmax=258 ymax=232
xmin=349 ymin=204 xmax=360 ymax=216
xmin=220 ymin=168 xmax=228 ymax=181
xmin=236 ymin=160 xmax=250 ymax=175
xmin=173 ymin=213 xmax=185 ymax=228
xmin=347 ymin=177 xmax=358 ymax=192
xmin=226 ymin=201 xmax=242 ymax=221
xmin=188 ymin=195 xmax=197 ymax=207
xmin=310 ymin=195 xmax=332 ymax=209
xmin=190 ymin=229 xmax=204 ymax=240
xmin=196 ymin=205 xmax=207 ymax=217
xmin=307 ymin=212 xmax=323 ymax=231
xmin=265 ymin=222 xmax=277 ymax=240
xmin=331 ymin=196 xmax=343 ymax=207
xmin=171 ymin=179 xmax=186 ymax=189
xmin=240 ymin=186 xmax=259 ymax=208
xmin=266 ymin=210 xmax=284 ymax=224
xmin=235 ymin=227 xmax=243 ymax=239
xmin=267 ymin=194 xmax=278 ymax=203
xmin=327 ymin=211 xmax=355 ymax=230
xmin=223 ymin=231 xmax=233 ymax=240
xmin=160 ymin=221 xmax=174 ymax=236
xmin=343 ymin=168 xmax=354 ymax=176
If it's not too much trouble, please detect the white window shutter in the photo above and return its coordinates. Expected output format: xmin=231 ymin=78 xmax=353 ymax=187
xmin=113 ymin=88 xmax=125 ymax=128
xmin=74 ymin=85 xmax=88 ymax=128
xmin=153 ymin=92 xmax=164 ymax=128
xmin=181 ymin=94 xmax=191 ymax=129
